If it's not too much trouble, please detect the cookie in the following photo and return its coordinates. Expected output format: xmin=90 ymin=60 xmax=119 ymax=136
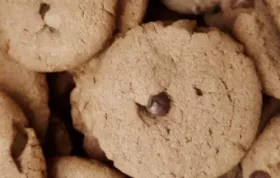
xmin=241 ymin=116 xmax=280 ymax=178
xmin=71 ymin=21 xmax=262 ymax=178
xmin=233 ymin=0 xmax=280 ymax=99
xmin=0 ymin=50 xmax=49 ymax=141
xmin=0 ymin=90 xmax=46 ymax=178
xmin=0 ymin=0 xmax=117 ymax=72
xmin=48 ymin=156 xmax=126 ymax=178
xmin=116 ymin=0 xmax=148 ymax=32
xmin=162 ymin=0 xmax=220 ymax=14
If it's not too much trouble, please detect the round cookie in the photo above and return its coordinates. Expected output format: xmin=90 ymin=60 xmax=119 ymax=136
xmin=232 ymin=0 xmax=280 ymax=99
xmin=0 ymin=50 xmax=49 ymax=141
xmin=71 ymin=21 xmax=262 ymax=178
xmin=48 ymin=156 xmax=126 ymax=178
xmin=0 ymin=0 xmax=117 ymax=72
xmin=116 ymin=0 xmax=148 ymax=32
xmin=241 ymin=116 xmax=280 ymax=178
xmin=162 ymin=0 xmax=220 ymax=14
xmin=0 ymin=90 xmax=46 ymax=178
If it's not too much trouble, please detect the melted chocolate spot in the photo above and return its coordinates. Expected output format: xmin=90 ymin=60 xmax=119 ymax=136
xmin=250 ymin=170 xmax=271 ymax=178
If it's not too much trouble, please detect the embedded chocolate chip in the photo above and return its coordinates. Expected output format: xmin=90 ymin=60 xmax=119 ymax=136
xmin=194 ymin=87 xmax=203 ymax=96
xmin=39 ymin=3 xmax=50 ymax=19
xmin=250 ymin=170 xmax=271 ymax=178
xmin=146 ymin=92 xmax=171 ymax=116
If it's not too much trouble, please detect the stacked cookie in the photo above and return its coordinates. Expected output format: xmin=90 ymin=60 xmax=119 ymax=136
xmin=0 ymin=0 xmax=280 ymax=178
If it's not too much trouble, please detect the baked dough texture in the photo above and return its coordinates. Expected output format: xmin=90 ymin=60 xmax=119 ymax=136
xmin=0 ymin=91 xmax=46 ymax=178
xmin=242 ymin=116 xmax=280 ymax=178
xmin=162 ymin=0 xmax=220 ymax=14
xmin=206 ymin=0 xmax=280 ymax=99
xmin=0 ymin=50 xmax=49 ymax=141
xmin=117 ymin=0 xmax=148 ymax=32
xmin=0 ymin=0 xmax=117 ymax=72
xmin=233 ymin=0 xmax=280 ymax=99
xmin=48 ymin=156 xmax=126 ymax=178
xmin=71 ymin=21 xmax=262 ymax=178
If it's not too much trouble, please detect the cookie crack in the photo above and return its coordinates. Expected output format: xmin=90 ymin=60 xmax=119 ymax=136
xmin=101 ymin=2 xmax=115 ymax=17
xmin=219 ymin=78 xmax=233 ymax=103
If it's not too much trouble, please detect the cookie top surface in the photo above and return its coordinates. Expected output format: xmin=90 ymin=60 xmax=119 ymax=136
xmin=162 ymin=0 xmax=220 ymax=14
xmin=0 ymin=0 xmax=116 ymax=72
xmin=0 ymin=50 xmax=49 ymax=141
xmin=233 ymin=1 xmax=280 ymax=99
xmin=242 ymin=116 xmax=280 ymax=178
xmin=71 ymin=21 xmax=262 ymax=178
xmin=116 ymin=0 xmax=148 ymax=32
xmin=48 ymin=156 xmax=126 ymax=178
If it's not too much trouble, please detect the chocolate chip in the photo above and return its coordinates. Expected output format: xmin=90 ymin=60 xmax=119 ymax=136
xmin=146 ymin=92 xmax=171 ymax=116
xmin=39 ymin=3 xmax=50 ymax=20
xmin=250 ymin=170 xmax=271 ymax=178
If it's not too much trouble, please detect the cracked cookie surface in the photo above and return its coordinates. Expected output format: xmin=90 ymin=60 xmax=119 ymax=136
xmin=0 ymin=0 xmax=116 ymax=72
xmin=71 ymin=21 xmax=262 ymax=178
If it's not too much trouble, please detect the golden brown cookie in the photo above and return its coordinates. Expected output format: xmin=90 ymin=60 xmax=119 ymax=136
xmin=71 ymin=21 xmax=262 ymax=178
xmin=241 ymin=116 xmax=280 ymax=178
xmin=0 ymin=50 xmax=49 ymax=141
xmin=0 ymin=90 xmax=46 ymax=178
xmin=48 ymin=156 xmax=126 ymax=178
xmin=0 ymin=0 xmax=117 ymax=72
xmin=233 ymin=0 xmax=280 ymax=99
xmin=162 ymin=0 xmax=220 ymax=14
xmin=116 ymin=0 xmax=148 ymax=32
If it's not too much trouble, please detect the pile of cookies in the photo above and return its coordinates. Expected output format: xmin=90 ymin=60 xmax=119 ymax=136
xmin=0 ymin=0 xmax=279 ymax=177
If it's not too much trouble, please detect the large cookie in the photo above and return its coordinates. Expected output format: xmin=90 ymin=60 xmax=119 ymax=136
xmin=0 ymin=0 xmax=116 ymax=72
xmin=162 ymin=0 xmax=220 ymax=14
xmin=241 ymin=116 xmax=280 ymax=178
xmin=233 ymin=0 xmax=280 ymax=99
xmin=0 ymin=90 xmax=46 ymax=178
xmin=71 ymin=21 xmax=262 ymax=178
xmin=116 ymin=0 xmax=148 ymax=32
xmin=48 ymin=156 xmax=126 ymax=178
xmin=0 ymin=50 xmax=49 ymax=141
